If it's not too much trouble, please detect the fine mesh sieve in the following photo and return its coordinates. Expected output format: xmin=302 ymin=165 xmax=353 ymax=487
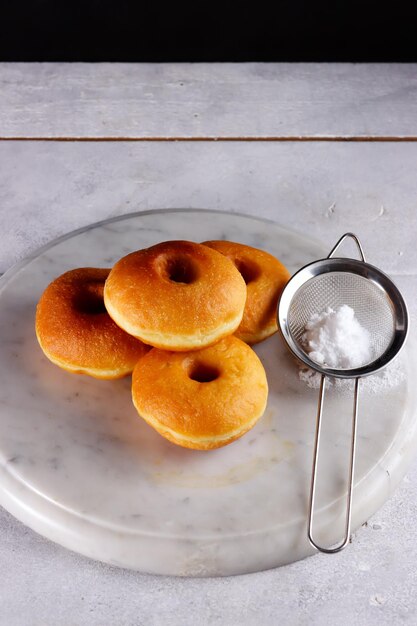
xmin=278 ymin=233 xmax=408 ymax=553
xmin=288 ymin=272 xmax=395 ymax=370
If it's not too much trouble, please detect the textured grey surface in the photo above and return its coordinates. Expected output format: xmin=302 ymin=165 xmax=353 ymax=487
xmin=1 ymin=468 xmax=417 ymax=626
xmin=2 ymin=63 xmax=417 ymax=138
xmin=2 ymin=140 xmax=417 ymax=279
xmin=1 ymin=63 xmax=417 ymax=624
xmin=1 ymin=141 xmax=416 ymax=624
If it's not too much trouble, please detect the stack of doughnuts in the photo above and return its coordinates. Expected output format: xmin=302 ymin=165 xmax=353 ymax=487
xmin=36 ymin=239 xmax=290 ymax=450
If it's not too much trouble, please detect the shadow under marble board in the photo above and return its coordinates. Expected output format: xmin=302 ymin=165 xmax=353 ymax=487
xmin=0 ymin=209 xmax=416 ymax=576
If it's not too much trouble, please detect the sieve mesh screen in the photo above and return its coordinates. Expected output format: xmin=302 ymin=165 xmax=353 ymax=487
xmin=287 ymin=272 xmax=395 ymax=369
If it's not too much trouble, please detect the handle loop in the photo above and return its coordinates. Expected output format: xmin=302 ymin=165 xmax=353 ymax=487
xmin=327 ymin=232 xmax=366 ymax=262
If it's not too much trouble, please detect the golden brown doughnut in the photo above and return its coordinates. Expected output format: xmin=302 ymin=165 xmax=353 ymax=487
xmin=104 ymin=240 xmax=247 ymax=351
xmin=203 ymin=241 xmax=290 ymax=345
xmin=36 ymin=268 xmax=150 ymax=379
xmin=131 ymin=335 xmax=268 ymax=450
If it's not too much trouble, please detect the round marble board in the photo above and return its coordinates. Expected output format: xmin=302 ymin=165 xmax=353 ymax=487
xmin=0 ymin=209 xmax=416 ymax=577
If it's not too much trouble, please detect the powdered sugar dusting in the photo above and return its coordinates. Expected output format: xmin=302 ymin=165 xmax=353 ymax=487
xmin=299 ymin=357 xmax=405 ymax=394
xmin=302 ymin=304 xmax=373 ymax=369
xmin=299 ymin=304 xmax=405 ymax=393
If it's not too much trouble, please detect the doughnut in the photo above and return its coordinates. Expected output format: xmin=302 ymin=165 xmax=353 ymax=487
xmin=203 ymin=241 xmax=290 ymax=345
xmin=36 ymin=268 xmax=150 ymax=379
xmin=131 ymin=335 xmax=268 ymax=450
xmin=104 ymin=240 xmax=247 ymax=351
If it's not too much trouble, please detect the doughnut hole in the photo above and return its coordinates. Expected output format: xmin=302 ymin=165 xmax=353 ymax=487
xmin=234 ymin=258 xmax=261 ymax=284
xmin=73 ymin=281 xmax=107 ymax=315
xmin=155 ymin=254 xmax=200 ymax=284
xmin=188 ymin=361 xmax=221 ymax=383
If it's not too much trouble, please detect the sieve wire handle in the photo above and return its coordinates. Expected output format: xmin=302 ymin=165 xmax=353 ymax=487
xmin=307 ymin=375 xmax=360 ymax=554
xmin=327 ymin=232 xmax=366 ymax=262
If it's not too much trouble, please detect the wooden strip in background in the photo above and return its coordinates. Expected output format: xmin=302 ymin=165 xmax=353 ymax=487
xmin=2 ymin=136 xmax=417 ymax=142
xmin=1 ymin=63 xmax=417 ymax=139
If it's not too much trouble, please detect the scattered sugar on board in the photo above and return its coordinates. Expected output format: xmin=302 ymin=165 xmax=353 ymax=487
xmin=302 ymin=304 xmax=373 ymax=368
xmin=299 ymin=358 xmax=405 ymax=394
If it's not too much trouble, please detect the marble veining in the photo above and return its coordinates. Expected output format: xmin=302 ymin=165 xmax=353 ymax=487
xmin=0 ymin=209 xmax=416 ymax=576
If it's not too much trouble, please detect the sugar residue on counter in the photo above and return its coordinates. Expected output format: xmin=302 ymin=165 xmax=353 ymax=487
xmin=299 ymin=358 xmax=405 ymax=394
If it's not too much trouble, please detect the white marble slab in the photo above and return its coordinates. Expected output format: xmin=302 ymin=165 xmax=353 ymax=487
xmin=1 ymin=63 xmax=417 ymax=138
xmin=0 ymin=210 xmax=415 ymax=576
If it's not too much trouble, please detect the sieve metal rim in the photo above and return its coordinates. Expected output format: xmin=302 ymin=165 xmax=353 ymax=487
xmin=278 ymin=257 xmax=409 ymax=379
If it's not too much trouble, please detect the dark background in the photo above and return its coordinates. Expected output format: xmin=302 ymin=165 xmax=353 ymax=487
xmin=1 ymin=0 xmax=416 ymax=61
